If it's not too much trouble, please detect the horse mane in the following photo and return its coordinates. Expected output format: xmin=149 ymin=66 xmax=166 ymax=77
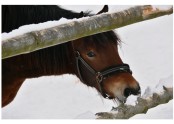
xmin=2 ymin=5 xmax=84 ymax=33
xmin=2 ymin=5 xmax=120 ymax=77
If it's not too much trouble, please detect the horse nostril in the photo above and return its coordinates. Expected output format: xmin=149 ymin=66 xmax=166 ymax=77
xmin=124 ymin=86 xmax=141 ymax=97
xmin=124 ymin=88 xmax=132 ymax=97
xmin=137 ymin=85 xmax=141 ymax=95
xmin=133 ymin=84 xmax=141 ymax=95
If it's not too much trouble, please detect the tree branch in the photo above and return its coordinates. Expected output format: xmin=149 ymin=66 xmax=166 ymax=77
xmin=96 ymin=86 xmax=173 ymax=119
xmin=2 ymin=5 xmax=173 ymax=59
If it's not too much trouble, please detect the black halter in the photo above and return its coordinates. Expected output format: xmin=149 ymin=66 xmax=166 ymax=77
xmin=75 ymin=51 xmax=132 ymax=99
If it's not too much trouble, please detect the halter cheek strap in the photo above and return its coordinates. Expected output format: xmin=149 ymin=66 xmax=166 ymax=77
xmin=75 ymin=51 xmax=132 ymax=99
xmin=75 ymin=51 xmax=95 ymax=83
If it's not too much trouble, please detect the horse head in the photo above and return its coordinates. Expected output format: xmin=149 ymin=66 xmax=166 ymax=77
xmin=72 ymin=5 xmax=141 ymax=103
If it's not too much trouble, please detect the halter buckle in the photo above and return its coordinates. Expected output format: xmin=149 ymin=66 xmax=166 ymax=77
xmin=96 ymin=72 xmax=103 ymax=83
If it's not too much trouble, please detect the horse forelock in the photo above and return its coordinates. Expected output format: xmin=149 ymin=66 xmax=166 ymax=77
xmin=83 ymin=30 xmax=121 ymax=48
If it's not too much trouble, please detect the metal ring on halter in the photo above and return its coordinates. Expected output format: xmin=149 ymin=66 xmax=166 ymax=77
xmin=96 ymin=72 xmax=103 ymax=84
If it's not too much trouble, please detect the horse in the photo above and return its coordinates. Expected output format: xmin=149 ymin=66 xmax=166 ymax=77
xmin=2 ymin=5 xmax=141 ymax=107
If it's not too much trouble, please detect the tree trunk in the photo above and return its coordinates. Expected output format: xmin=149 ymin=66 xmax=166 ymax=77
xmin=2 ymin=5 xmax=173 ymax=59
xmin=96 ymin=86 xmax=173 ymax=119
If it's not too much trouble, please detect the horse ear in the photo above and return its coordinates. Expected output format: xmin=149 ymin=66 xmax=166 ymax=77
xmin=97 ymin=5 xmax=108 ymax=15
xmin=78 ymin=11 xmax=84 ymax=18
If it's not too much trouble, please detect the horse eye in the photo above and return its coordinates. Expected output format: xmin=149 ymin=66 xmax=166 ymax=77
xmin=87 ymin=51 xmax=95 ymax=57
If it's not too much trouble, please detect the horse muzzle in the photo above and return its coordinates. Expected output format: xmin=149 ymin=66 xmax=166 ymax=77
xmin=101 ymin=73 xmax=141 ymax=103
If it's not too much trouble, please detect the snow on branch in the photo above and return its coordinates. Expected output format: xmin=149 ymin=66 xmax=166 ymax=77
xmin=2 ymin=5 xmax=173 ymax=59
xmin=96 ymin=86 xmax=173 ymax=119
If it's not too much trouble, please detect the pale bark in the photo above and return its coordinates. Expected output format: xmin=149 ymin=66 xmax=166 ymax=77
xmin=2 ymin=5 xmax=173 ymax=59
xmin=96 ymin=86 xmax=173 ymax=119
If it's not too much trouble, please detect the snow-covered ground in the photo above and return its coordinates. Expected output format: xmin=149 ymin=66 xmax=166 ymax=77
xmin=1 ymin=5 xmax=173 ymax=119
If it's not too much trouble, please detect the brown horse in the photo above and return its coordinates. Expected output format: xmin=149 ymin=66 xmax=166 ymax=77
xmin=2 ymin=5 xmax=141 ymax=107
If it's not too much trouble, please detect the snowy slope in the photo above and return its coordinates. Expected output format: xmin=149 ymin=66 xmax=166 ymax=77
xmin=1 ymin=6 xmax=173 ymax=119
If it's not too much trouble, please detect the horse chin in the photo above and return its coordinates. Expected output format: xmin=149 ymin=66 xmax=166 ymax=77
xmin=115 ymin=96 xmax=127 ymax=104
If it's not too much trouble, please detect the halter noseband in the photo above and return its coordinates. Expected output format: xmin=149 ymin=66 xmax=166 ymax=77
xmin=75 ymin=51 xmax=132 ymax=99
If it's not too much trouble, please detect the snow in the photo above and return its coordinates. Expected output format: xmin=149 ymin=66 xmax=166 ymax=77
xmin=1 ymin=5 xmax=173 ymax=119
xmin=125 ymin=95 xmax=139 ymax=106
xmin=142 ymin=75 xmax=173 ymax=98
xmin=75 ymin=111 xmax=96 ymax=119
xmin=152 ymin=5 xmax=172 ymax=10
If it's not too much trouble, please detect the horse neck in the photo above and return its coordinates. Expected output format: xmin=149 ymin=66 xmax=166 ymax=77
xmin=2 ymin=5 xmax=82 ymax=33
xmin=20 ymin=42 xmax=76 ymax=78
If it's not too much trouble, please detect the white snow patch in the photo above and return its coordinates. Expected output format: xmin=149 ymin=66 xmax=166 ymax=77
xmin=142 ymin=86 xmax=153 ymax=99
xmin=75 ymin=111 xmax=96 ymax=119
xmin=142 ymin=75 xmax=173 ymax=99
xmin=155 ymin=75 xmax=173 ymax=93
xmin=125 ymin=95 xmax=138 ymax=106
xmin=153 ymin=5 xmax=172 ymax=10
